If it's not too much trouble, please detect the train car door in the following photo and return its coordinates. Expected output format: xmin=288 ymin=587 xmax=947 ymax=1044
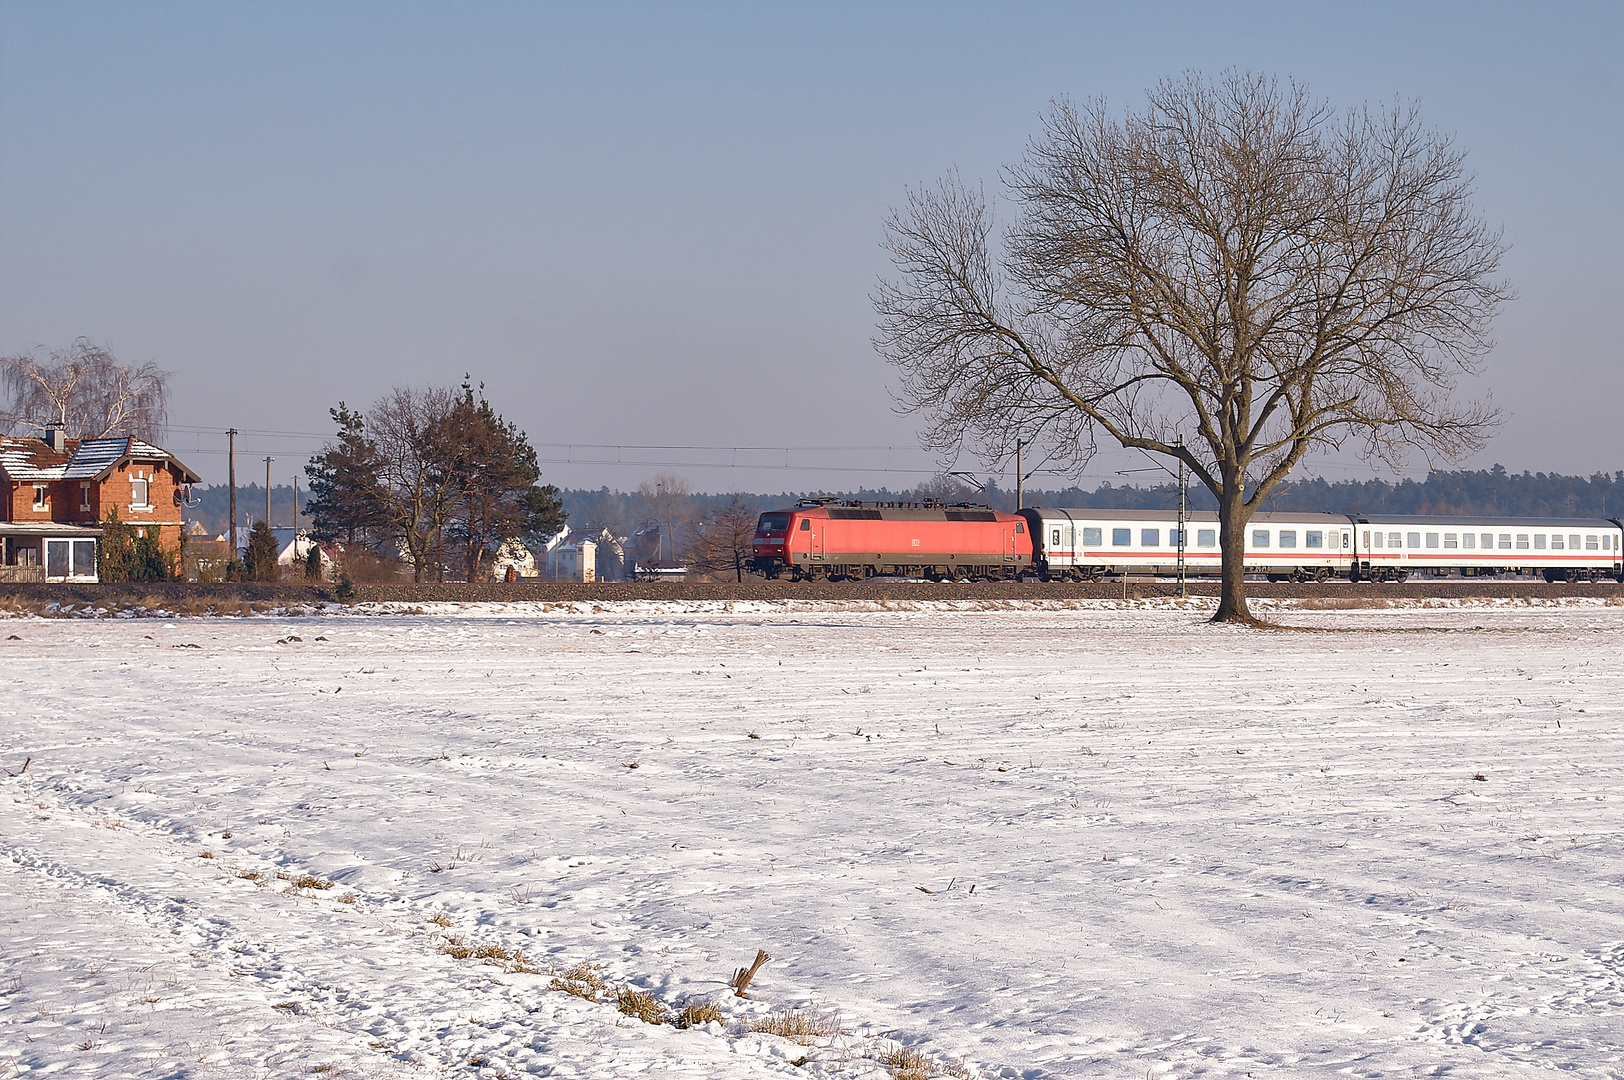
xmin=810 ymin=521 xmax=824 ymax=560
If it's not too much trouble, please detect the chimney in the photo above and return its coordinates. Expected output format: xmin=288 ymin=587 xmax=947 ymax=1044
xmin=44 ymin=426 xmax=66 ymax=454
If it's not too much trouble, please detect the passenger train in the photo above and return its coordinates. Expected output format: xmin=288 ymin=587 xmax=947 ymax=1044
xmin=749 ymin=499 xmax=1624 ymax=584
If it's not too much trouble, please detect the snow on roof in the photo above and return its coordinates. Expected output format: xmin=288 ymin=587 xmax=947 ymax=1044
xmin=0 ymin=438 xmax=69 ymax=481
xmin=0 ymin=435 xmax=201 ymax=483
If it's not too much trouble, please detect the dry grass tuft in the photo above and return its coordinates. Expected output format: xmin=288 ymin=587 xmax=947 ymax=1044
xmin=437 ymin=936 xmax=539 ymax=973
xmin=673 ymin=1000 xmax=725 ymax=1028
xmin=229 ymin=868 xmax=266 ymax=884
xmin=549 ymin=962 xmax=607 ymax=1001
xmin=748 ymin=1007 xmax=843 ymax=1045
xmin=426 ymin=913 xmax=454 ymax=927
xmin=875 ymin=1041 xmax=976 ymax=1079
xmin=613 ymin=985 xmax=670 ymax=1024
xmin=277 ymin=872 xmax=335 ymax=891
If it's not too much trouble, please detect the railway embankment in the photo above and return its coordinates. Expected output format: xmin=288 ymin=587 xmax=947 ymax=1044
xmin=0 ymin=577 xmax=1619 ymax=612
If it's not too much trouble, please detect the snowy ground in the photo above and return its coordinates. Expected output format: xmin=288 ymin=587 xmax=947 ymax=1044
xmin=3 ymin=599 xmax=1622 ymax=1079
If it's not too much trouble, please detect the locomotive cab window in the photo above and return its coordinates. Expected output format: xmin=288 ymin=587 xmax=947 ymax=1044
xmin=758 ymin=514 xmax=790 ymax=533
xmin=1197 ymin=529 xmax=1215 ymax=547
xmin=799 ymin=519 xmax=810 ymax=531
xmin=1305 ymin=531 xmax=1323 ymax=548
xmin=1083 ymin=527 xmax=1102 ymax=545
xmin=1252 ymin=530 xmax=1269 ymax=548
xmin=1014 ymin=522 xmax=1024 ymax=533
xmin=1112 ymin=528 xmax=1131 ymax=546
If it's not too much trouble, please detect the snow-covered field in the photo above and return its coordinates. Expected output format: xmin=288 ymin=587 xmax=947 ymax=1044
xmin=3 ymin=600 xmax=1622 ymax=1079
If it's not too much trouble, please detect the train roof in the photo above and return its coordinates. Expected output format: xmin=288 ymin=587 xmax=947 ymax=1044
xmin=780 ymin=503 xmax=1015 ymax=522
xmin=1021 ymin=507 xmax=1348 ymax=524
xmin=1351 ymin=514 xmax=1620 ymax=528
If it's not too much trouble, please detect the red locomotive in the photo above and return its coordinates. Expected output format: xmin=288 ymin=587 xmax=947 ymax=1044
xmin=750 ymin=498 xmax=1032 ymax=581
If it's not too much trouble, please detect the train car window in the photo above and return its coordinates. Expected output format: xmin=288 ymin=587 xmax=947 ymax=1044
xmin=1551 ymin=535 xmax=1564 ymax=549
xmin=1369 ymin=531 xmax=1381 ymax=548
xmin=1482 ymin=533 xmax=1495 ymax=549
xmin=1406 ymin=532 xmax=1421 ymax=548
xmin=1463 ymin=534 xmax=1475 ymax=549
xmin=1306 ymin=531 xmax=1323 ymax=548
xmin=1169 ymin=528 xmax=1186 ymax=546
xmin=1426 ymin=533 xmax=1439 ymax=548
xmin=1444 ymin=533 xmax=1458 ymax=549
xmin=1534 ymin=535 xmax=1546 ymax=550
xmin=1516 ymin=534 xmax=1529 ymax=550
xmin=1112 ymin=528 xmax=1131 ymax=546
xmin=1015 ymin=522 xmax=1024 ymax=533
xmin=1252 ymin=530 xmax=1270 ymax=548
xmin=1278 ymin=530 xmax=1297 ymax=548
xmin=1390 ymin=532 xmax=1404 ymax=548
xmin=799 ymin=519 xmax=810 ymax=531
xmin=1342 ymin=532 xmax=1351 ymax=549
xmin=1197 ymin=529 xmax=1215 ymax=547
xmin=1569 ymin=534 xmax=1581 ymax=550
xmin=1498 ymin=534 xmax=1512 ymax=550
xmin=1083 ymin=527 xmax=1102 ymax=545
xmin=1051 ymin=528 xmax=1061 ymax=545
xmin=1141 ymin=529 xmax=1160 ymax=547
xmin=1586 ymin=535 xmax=1599 ymax=550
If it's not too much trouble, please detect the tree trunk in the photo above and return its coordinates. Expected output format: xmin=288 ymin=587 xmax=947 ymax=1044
xmin=1213 ymin=480 xmax=1254 ymax=624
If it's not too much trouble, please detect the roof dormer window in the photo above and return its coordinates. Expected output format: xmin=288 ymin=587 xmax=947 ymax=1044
xmin=32 ymin=484 xmax=47 ymax=511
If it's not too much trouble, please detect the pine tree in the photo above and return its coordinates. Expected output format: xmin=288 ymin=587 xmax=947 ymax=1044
xmin=243 ymin=520 xmax=281 ymax=582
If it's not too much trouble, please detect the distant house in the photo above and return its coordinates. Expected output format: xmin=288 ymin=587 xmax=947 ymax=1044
xmin=0 ymin=428 xmax=201 ymax=582
xmin=490 ymin=538 xmax=537 ymax=580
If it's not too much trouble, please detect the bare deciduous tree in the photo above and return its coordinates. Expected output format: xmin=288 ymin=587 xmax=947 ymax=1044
xmin=692 ymin=494 xmax=760 ymax=582
xmin=876 ymin=72 xmax=1511 ymax=622
xmin=367 ymin=386 xmax=459 ymax=582
xmin=636 ymin=473 xmax=693 ymax=567
xmin=1 ymin=338 xmax=170 ymax=442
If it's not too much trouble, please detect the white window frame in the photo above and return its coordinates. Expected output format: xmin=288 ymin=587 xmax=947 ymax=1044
xmin=32 ymin=484 xmax=47 ymax=510
xmin=130 ymin=472 xmax=150 ymax=510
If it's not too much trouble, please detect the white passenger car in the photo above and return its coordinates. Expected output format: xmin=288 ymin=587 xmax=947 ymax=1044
xmin=1352 ymin=515 xmax=1624 ymax=582
xmin=1017 ymin=508 xmax=1354 ymax=582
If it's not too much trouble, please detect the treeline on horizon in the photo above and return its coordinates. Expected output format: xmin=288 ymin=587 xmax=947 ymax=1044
xmin=182 ymin=465 xmax=1624 ymax=539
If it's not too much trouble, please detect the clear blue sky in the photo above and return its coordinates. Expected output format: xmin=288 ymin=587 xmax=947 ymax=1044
xmin=2 ymin=2 xmax=1619 ymax=490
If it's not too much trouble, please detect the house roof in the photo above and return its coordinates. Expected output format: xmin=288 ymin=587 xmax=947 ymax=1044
xmin=0 ymin=435 xmax=202 ymax=484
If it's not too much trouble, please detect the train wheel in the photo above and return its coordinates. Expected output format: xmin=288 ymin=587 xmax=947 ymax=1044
xmin=1564 ymin=568 xmax=1581 ymax=584
xmin=1395 ymin=570 xmax=1410 ymax=583
xmin=1314 ymin=567 xmax=1332 ymax=583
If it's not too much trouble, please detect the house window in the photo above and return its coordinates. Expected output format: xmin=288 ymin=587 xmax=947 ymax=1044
xmin=32 ymin=485 xmax=47 ymax=510
xmin=80 ymin=482 xmax=91 ymax=511
xmin=131 ymin=475 xmax=149 ymax=507
xmin=1197 ymin=529 xmax=1216 ymax=547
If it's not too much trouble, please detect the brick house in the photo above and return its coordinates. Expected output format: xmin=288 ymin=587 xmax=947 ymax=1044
xmin=0 ymin=428 xmax=202 ymax=581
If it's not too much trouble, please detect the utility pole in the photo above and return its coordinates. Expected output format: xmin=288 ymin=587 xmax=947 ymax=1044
xmin=227 ymin=429 xmax=238 ymax=556
xmin=1016 ymin=440 xmax=1024 ymax=511
xmin=292 ymin=475 xmax=299 ymax=531
xmin=1177 ymin=434 xmax=1188 ymax=599
xmin=263 ymin=457 xmax=273 ymax=526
